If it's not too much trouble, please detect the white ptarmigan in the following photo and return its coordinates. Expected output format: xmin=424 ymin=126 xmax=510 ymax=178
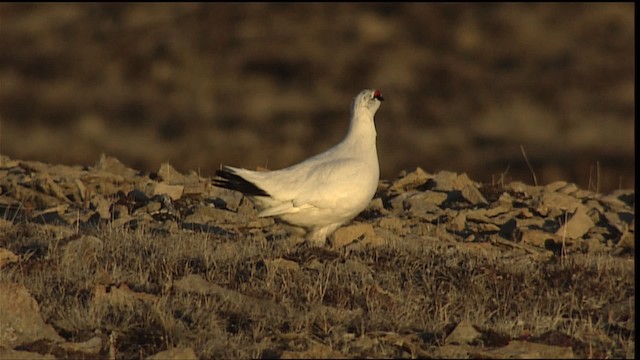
xmin=213 ymin=89 xmax=384 ymax=246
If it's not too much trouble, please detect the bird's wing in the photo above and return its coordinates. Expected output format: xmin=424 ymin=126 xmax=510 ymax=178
xmin=291 ymin=158 xmax=371 ymax=209
xmin=254 ymin=160 xmax=365 ymax=218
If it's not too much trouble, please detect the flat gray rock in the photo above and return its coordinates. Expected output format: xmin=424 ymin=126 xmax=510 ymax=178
xmin=0 ymin=283 xmax=65 ymax=348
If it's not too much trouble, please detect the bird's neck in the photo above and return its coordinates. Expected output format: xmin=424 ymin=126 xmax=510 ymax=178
xmin=343 ymin=111 xmax=377 ymax=150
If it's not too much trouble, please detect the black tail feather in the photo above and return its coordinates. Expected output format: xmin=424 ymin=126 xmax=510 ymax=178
xmin=212 ymin=167 xmax=270 ymax=197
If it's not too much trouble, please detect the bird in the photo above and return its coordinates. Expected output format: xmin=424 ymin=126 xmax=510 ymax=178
xmin=213 ymin=89 xmax=384 ymax=246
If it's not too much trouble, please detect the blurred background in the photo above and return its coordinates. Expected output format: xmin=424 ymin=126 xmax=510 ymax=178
xmin=0 ymin=3 xmax=634 ymax=192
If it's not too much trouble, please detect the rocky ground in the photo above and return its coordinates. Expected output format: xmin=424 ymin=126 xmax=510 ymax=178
xmin=0 ymin=154 xmax=634 ymax=359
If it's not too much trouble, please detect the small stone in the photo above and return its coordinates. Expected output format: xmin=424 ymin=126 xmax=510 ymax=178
xmin=604 ymin=211 xmax=633 ymax=234
xmin=545 ymin=181 xmax=568 ymax=192
xmin=518 ymin=228 xmax=562 ymax=247
xmin=377 ymin=217 xmax=409 ymax=235
xmin=461 ymin=184 xmax=488 ymax=205
xmin=558 ymin=182 xmax=579 ymax=195
xmin=157 ymin=162 xmax=189 ymax=185
xmin=404 ymin=191 xmax=447 ymax=218
xmin=0 ymin=247 xmax=19 ymax=268
xmin=265 ymin=258 xmax=300 ymax=273
xmin=332 ymin=223 xmax=377 ymax=248
xmin=0 ymin=349 xmax=56 ymax=360
xmin=485 ymin=205 xmax=511 ymax=217
xmin=451 ymin=213 xmax=467 ymax=232
xmin=93 ymin=154 xmax=137 ymax=177
xmin=90 ymin=194 xmax=112 ymax=219
xmin=474 ymin=340 xmax=575 ymax=359
xmin=538 ymin=192 xmax=583 ymax=213
xmin=614 ymin=231 xmax=634 ymax=253
xmin=445 ymin=319 xmax=481 ymax=345
xmin=387 ymin=190 xmax=418 ymax=211
xmin=508 ymin=181 xmax=542 ymax=197
xmin=0 ymin=283 xmax=65 ymax=348
xmin=389 ymin=167 xmax=431 ymax=192
xmin=153 ymin=182 xmax=184 ymax=200
xmin=472 ymin=222 xmax=500 ymax=232
xmin=555 ymin=207 xmax=594 ymax=239
xmin=186 ymin=205 xmax=240 ymax=225
xmin=432 ymin=171 xmax=474 ymax=192
xmin=60 ymin=336 xmax=103 ymax=355
xmin=147 ymin=347 xmax=197 ymax=360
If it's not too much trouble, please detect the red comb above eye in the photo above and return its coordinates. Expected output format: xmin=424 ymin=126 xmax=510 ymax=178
xmin=374 ymin=90 xmax=381 ymax=97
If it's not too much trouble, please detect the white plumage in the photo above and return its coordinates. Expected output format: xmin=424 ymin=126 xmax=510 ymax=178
xmin=213 ymin=89 xmax=384 ymax=245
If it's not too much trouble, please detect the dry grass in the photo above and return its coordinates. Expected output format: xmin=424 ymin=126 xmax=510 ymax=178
xmin=0 ymin=220 xmax=634 ymax=358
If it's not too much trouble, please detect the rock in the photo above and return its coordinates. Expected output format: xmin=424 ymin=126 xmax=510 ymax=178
xmin=407 ymin=190 xmax=448 ymax=207
xmin=59 ymin=336 xmax=103 ymax=355
xmin=387 ymin=190 xmax=417 ymax=211
xmin=613 ymin=231 xmax=634 ymax=256
xmin=147 ymin=347 xmax=198 ymax=360
xmin=0 ymin=247 xmax=19 ymax=268
xmin=237 ymin=196 xmax=259 ymax=216
xmin=389 ymin=167 xmax=431 ymax=192
xmin=376 ymin=216 xmax=409 ymax=235
xmin=90 ymin=193 xmax=112 ymax=219
xmin=279 ymin=342 xmax=349 ymax=359
xmin=537 ymin=192 xmax=584 ymax=214
xmin=173 ymin=274 xmax=287 ymax=318
xmin=461 ymin=184 xmax=488 ymax=205
xmin=111 ymin=214 xmax=135 ymax=228
xmin=264 ymin=258 xmax=300 ymax=273
xmin=433 ymin=344 xmax=472 ymax=359
xmin=473 ymin=340 xmax=575 ymax=359
xmin=508 ymin=181 xmax=543 ymax=197
xmin=485 ymin=204 xmax=511 ymax=218
xmin=432 ymin=171 xmax=474 ymax=192
xmin=31 ymin=204 xmax=69 ymax=224
xmin=517 ymin=228 xmax=562 ymax=248
xmin=451 ymin=213 xmax=467 ymax=232
xmin=157 ymin=162 xmax=191 ymax=185
xmin=74 ymin=178 xmax=87 ymax=201
xmin=470 ymin=222 xmax=501 ymax=233
xmin=366 ymin=197 xmax=388 ymax=215
xmin=92 ymin=283 xmax=158 ymax=309
xmin=209 ymin=186 xmax=244 ymax=211
xmin=153 ymin=182 xmax=184 ymax=201
xmin=557 ymin=182 xmax=579 ymax=195
xmin=555 ymin=206 xmax=594 ymax=239
xmin=600 ymin=190 xmax=634 ymax=209
xmin=0 ymin=348 xmax=56 ymax=360
xmin=32 ymin=172 xmax=69 ymax=202
xmin=403 ymin=191 xmax=447 ymax=219
xmin=183 ymin=205 xmax=240 ymax=225
xmin=0 ymin=282 xmax=65 ymax=348
xmin=604 ymin=211 xmax=633 ymax=234
xmin=134 ymin=200 xmax=162 ymax=215
xmin=14 ymin=185 xmax=64 ymax=209
xmin=331 ymin=223 xmax=378 ymax=248
xmin=445 ymin=319 xmax=481 ymax=345
xmin=93 ymin=154 xmax=137 ymax=177
xmin=545 ymin=180 xmax=569 ymax=192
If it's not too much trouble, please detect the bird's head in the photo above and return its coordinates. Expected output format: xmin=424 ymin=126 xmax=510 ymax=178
xmin=352 ymin=89 xmax=384 ymax=117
